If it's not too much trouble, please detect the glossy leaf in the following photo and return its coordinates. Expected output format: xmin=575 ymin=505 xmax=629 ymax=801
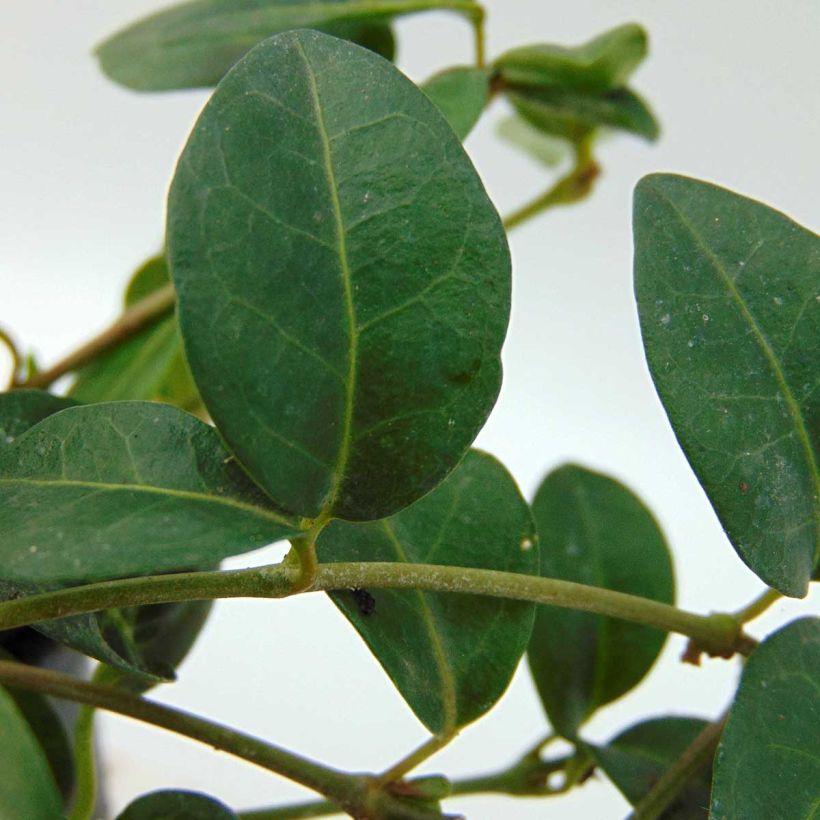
xmin=71 ymin=257 xmax=201 ymax=412
xmin=527 ymin=465 xmax=674 ymax=739
xmin=118 ymin=789 xmax=237 ymax=819
xmin=588 ymin=716 xmax=711 ymax=817
xmin=0 ymin=389 xmax=76 ymax=448
xmin=711 ymin=617 xmax=820 ymax=819
xmin=0 ymin=649 xmax=74 ymax=803
xmin=0 ymin=402 xmax=301 ymax=584
xmin=95 ymin=0 xmax=483 ymax=91
xmin=168 ymin=31 xmax=510 ymax=522
xmin=422 ymin=66 xmax=490 ymax=140
xmin=634 ymin=174 xmax=820 ymax=596
xmin=317 ymin=450 xmax=537 ymax=734
xmin=508 ymin=85 xmax=659 ymax=143
xmin=0 ymin=686 xmax=63 ymax=819
xmin=494 ymin=24 xmax=648 ymax=93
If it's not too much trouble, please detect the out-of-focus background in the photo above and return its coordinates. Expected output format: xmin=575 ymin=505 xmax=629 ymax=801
xmin=1 ymin=2 xmax=818 ymax=817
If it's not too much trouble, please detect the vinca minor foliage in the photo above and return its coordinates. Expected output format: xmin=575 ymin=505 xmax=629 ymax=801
xmin=0 ymin=3 xmax=817 ymax=819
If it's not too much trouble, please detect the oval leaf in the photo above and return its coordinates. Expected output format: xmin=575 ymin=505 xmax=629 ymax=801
xmin=588 ymin=716 xmax=711 ymax=817
xmin=95 ymin=0 xmax=481 ymax=90
xmin=168 ymin=31 xmax=510 ymax=522
xmin=508 ymin=85 xmax=659 ymax=143
xmin=528 ymin=464 xmax=675 ymax=739
xmin=0 ymin=402 xmax=301 ymax=584
xmin=711 ymin=617 xmax=820 ymax=819
xmin=634 ymin=174 xmax=820 ymax=597
xmin=495 ymin=23 xmax=648 ymax=92
xmin=317 ymin=450 xmax=537 ymax=733
xmin=71 ymin=257 xmax=201 ymax=411
xmin=118 ymin=789 xmax=237 ymax=819
xmin=422 ymin=66 xmax=490 ymax=140
xmin=0 ymin=389 xmax=76 ymax=448
xmin=0 ymin=686 xmax=63 ymax=819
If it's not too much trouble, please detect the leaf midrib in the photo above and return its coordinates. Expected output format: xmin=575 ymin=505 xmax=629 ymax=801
xmin=650 ymin=186 xmax=820 ymax=557
xmin=295 ymin=36 xmax=357 ymax=520
xmin=380 ymin=518 xmax=459 ymax=732
xmin=0 ymin=477 xmax=296 ymax=529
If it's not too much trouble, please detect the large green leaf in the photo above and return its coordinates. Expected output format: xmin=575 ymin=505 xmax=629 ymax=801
xmin=168 ymin=31 xmax=510 ymax=522
xmin=633 ymin=174 xmax=820 ymax=597
xmin=508 ymin=85 xmax=659 ymax=144
xmin=711 ymin=617 xmax=820 ymax=819
xmin=588 ymin=716 xmax=711 ymax=818
xmin=527 ymin=465 xmax=674 ymax=739
xmin=0 ymin=649 xmax=74 ymax=804
xmin=0 ymin=402 xmax=301 ymax=584
xmin=0 ymin=389 xmax=76 ymax=448
xmin=317 ymin=450 xmax=537 ymax=734
xmin=494 ymin=23 xmax=648 ymax=93
xmin=421 ymin=66 xmax=490 ymax=140
xmin=96 ymin=0 xmax=481 ymax=91
xmin=118 ymin=789 xmax=237 ymax=819
xmin=70 ymin=257 xmax=201 ymax=412
xmin=0 ymin=686 xmax=63 ymax=819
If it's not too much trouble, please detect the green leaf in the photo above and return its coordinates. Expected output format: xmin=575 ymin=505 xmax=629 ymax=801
xmin=496 ymin=114 xmax=571 ymax=168
xmin=0 ymin=389 xmax=76 ymax=448
xmin=588 ymin=716 xmax=711 ymax=817
xmin=0 ymin=401 xmax=301 ymax=584
xmin=317 ymin=450 xmax=537 ymax=733
xmin=421 ymin=66 xmax=490 ymax=140
xmin=527 ymin=465 xmax=674 ymax=739
xmin=95 ymin=0 xmax=482 ymax=91
xmin=70 ymin=257 xmax=202 ymax=412
xmin=494 ymin=23 xmax=648 ymax=93
xmin=508 ymin=85 xmax=659 ymax=143
xmin=168 ymin=31 xmax=510 ymax=522
xmin=0 ymin=686 xmax=63 ymax=819
xmin=711 ymin=617 xmax=820 ymax=819
xmin=0 ymin=649 xmax=75 ymax=804
xmin=633 ymin=174 xmax=820 ymax=597
xmin=117 ymin=789 xmax=237 ymax=819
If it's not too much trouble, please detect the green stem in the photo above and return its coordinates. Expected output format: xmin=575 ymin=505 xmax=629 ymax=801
xmin=629 ymin=714 xmax=726 ymax=820
xmin=19 ymin=283 xmax=176 ymax=389
xmin=733 ymin=588 xmax=782 ymax=625
xmin=502 ymin=136 xmax=600 ymax=231
xmin=0 ymin=562 xmax=750 ymax=658
xmin=290 ymin=535 xmax=320 ymax=593
xmin=239 ymin=801 xmax=341 ymax=820
xmin=471 ymin=7 xmax=486 ymax=68
xmin=0 ymin=660 xmax=367 ymax=814
xmin=0 ymin=326 xmax=22 ymax=388
xmin=373 ymin=732 xmax=456 ymax=787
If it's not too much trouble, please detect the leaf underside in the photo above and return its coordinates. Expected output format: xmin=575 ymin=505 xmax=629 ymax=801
xmin=168 ymin=30 xmax=510 ymax=522
xmin=117 ymin=789 xmax=237 ymax=819
xmin=634 ymin=173 xmax=820 ymax=596
xmin=317 ymin=450 xmax=537 ymax=734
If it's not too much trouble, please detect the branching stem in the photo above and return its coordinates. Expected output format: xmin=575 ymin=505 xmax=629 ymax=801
xmin=733 ymin=588 xmax=782 ymax=625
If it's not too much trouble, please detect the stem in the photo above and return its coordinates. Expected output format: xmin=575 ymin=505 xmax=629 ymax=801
xmin=503 ymin=136 xmax=600 ymax=231
xmin=20 ymin=283 xmax=176 ymax=389
xmin=0 ymin=326 xmax=22 ymax=388
xmin=374 ymin=732 xmax=456 ymax=787
xmin=0 ymin=562 xmax=750 ymax=658
xmin=733 ymin=588 xmax=782 ymax=625
xmin=239 ymin=801 xmax=341 ymax=820
xmin=0 ymin=660 xmax=367 ymax=814
xmin=471 ymin=7 xmax=486 ymax=68
xmin=290 ymin=535 xmax=320 ymax=593
xmin=629 ymin=715 xmax=726 ymax=820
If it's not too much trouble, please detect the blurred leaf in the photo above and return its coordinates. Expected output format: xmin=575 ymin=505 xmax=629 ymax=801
xmin=117 ymin=789 xmax=237 ymax=819
xmin=95 ymin=0 xmax=483 ymax=90
xmin=0 ymin=686 xmax=63 ymax=819
xmin=588 ymin=716 xmax=711 ymax=818
xmin=494 ymin=23 xmax=648 ymax=92
xmin=0 ymin=401 xmax=301 ymax=584
xmin=317 ymin=450 xmax=537 ymax=733
xmin=634 ymin=174 xmax=819 ymax=597
xmin=168 ymin=30 xmax=510 ymax=522
xmin=422 ymin=66 xmax=490 ymax=139
xmin=528 ymin=464 xmax=674 ymax=738
xmin=711 ymin=617 xmax=820 ymax=819
xmin=496 ymin=114 xmax=571 ymax=167
xmin=508 ymin=85 xmax=659 ymax=144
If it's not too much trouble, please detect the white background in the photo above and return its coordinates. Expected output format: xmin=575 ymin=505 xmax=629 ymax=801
xmin=1 ymin=2 xmax=819 ymax=817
